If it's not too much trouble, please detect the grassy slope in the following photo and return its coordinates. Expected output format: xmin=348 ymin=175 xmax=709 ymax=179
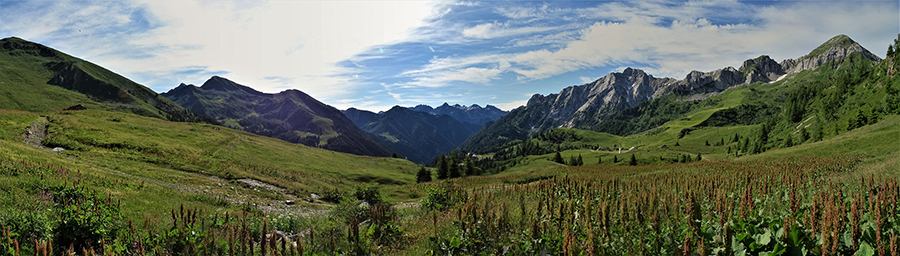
xmin=0 ymin=109 xmax=422 ymax=222
xmin=0 ymin=46 xmax=103 ymax=112
xmin=0 ymin=37 xmax=195 ymax=121
xmin=741 ymin=114 xmax=900 ymax=174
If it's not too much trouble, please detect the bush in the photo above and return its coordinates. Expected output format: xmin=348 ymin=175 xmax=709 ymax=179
xmin=0 ymin=209 xmax=53 ymax=242
xmin=51 ymin=185 xmax=123 ymax=253
xmin=421 ymin=184 xmax=467 ymax=212
xmin=320 ymin=188 xmax=344 ymax=203
xmin=330 ymin=199 xmax=369 ymax=223
xmin=354 ymin=184 xmax=382 ymax=205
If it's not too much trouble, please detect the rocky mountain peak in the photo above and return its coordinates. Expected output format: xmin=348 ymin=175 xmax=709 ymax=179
xmin=781 ymin=34 xmax=881 ymax=74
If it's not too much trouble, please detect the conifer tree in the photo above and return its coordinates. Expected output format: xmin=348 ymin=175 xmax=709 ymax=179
xmin=629 ymin=154 xmax=637 ymax=166
xmin=613 ymin=155 xmax=618 ymax=163
xmin=553 ymin=152 xmax=565 ymax=164
xmin=732 ymin=133 xmax=739 ymax=143
xmin=449 ymin=155 xmax=461 ymax=178
xmin=598 ymin=156 xmax=602 ymax=164
xmin=568 ymin=155 xmax=577 ymax=166
xmin=705 ymin=140 xmax=710 ymax=146
xmin=416 ymin=166 xmax=432 ymax=183
xmin=577 ymin=154 xmax=583 ymax=166
xmin=696 ymin=153 xmax=702 ymax=161
xmin=437 ymin=154 xmax=448 ymax=180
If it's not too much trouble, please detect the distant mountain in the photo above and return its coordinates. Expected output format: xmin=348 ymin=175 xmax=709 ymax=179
xmin=460 ymin=35 xmax=881 ymax=153
xmin=408 ymin=103 xmax=508 ymax=126
xmin=344 ymin=106 xmax=482 ymax=164
xmin=162 ymin=76 xmax=393 ymax=157
xmin=0 ymin=37 xmax=208 ymax=122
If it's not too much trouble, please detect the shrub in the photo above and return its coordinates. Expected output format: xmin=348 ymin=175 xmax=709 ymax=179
xmin=51 ymin=185 xmax=123 ymax=253
xmin=320 ymin=188 xmax=344 ymax=203
xmin=354 ymin=184 xmax=382 ymax=205
xmin=0 ymin=209 xmax=53 ymax=243
xmin=421 ymin=184 xmax=466 ymax=212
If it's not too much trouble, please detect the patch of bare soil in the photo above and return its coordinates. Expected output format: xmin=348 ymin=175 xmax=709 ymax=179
xmin=22 ymin=117 xmax=48 ymax=148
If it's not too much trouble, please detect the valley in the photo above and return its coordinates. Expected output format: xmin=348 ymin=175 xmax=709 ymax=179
xmin=0 ymin=32 xmax=898 ymax=255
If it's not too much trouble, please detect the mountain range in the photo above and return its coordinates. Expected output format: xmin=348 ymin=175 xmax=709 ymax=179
xmin=161 ymin=76 xmax=394 ymax=157
xmin=408 ymin=103 xmax=507 ymax=126
xmin=459 ymin=35 xmax=881 ymax=153
xmin=343 ymin=106 xmax=483 ymax=164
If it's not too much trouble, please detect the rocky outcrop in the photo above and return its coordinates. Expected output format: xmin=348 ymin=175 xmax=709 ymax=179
xmin=670 ymin=67 xmax=745 ymax=95
xmin=740 ymin=55 xmax=785 ymax=82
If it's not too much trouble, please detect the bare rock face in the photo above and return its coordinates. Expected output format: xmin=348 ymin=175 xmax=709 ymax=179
xmin=670 ymin=67 xmax=745 ymax=95
xmin=523 ymin=67 xmax=677 ymax=129
xmin=740 ymin=55 xmax=785 ymax=82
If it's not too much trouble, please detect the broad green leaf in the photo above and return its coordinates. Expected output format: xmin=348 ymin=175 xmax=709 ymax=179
xmin=854 ymin=241 xmax=874 ymax=256
xmin=733 ymin=236 xmax=748 ymax=256
xmin=842 ymin=232 xmax=854 ymax=248
xmin=755 ymin=229 xmax=772 ymax=246
xmin=449 ymin=236 xmax=462 ymax=248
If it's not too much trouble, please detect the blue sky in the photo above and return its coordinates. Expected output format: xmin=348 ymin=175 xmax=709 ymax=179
xmin=1 ymin=0 xmax=897 ymax=111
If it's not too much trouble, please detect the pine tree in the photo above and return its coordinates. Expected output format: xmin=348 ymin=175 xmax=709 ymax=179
xmin=553 ymin=152 xmax=565 ymax=164
xmin=464 ymin=157 xmax=475 ymax=176
xmin=674 ymin=140 xmax=680 ymax=146
xmin=695 ymin=153 xmax=702 ymax=161
xmin=799 ymin=127 xmax=809 ymax=142
xmin=727 ymin=146 xmax=732 ymax=155
xmin=705 ymin=140 xmax=710 ymax=146
xmin=437 ymin=155 xmax=448 ymax=180
xmin=598 ymin=156 xmax=602 ymax=164
xmin=782 ymin=136 xmax=793 ymax=148
xmin=613 ymin=155 xmax=618 ymax=163
xmin=568 ymin=155 xmax=577 ymax=166
xmin=416 ymin=166 xmax=432 ymax=183
xmin=629 ymin=154 xmax=637 ymax=166
xmin=812 ymin=123 xmax=823 ymax=141
xmin=449 ymin=156 xmax=461 ymax=178
xmin=719 ymin=138 xmax=724 ymax=146
xmin=741 ymin=137 xmax=750 ymax=152
xmin=577 ymin=154 xmax=583 ymax=166
xmin=732 ymin=134 xmax=739 ymax=143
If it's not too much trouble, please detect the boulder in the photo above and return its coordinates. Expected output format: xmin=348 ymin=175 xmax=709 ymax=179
xmin=64 ymin=104 xmax=86 ymax=111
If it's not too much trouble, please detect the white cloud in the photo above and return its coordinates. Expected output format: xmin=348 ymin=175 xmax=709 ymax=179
xmin=507 ymin=30 xmax=579 ymax=48
xmin=579 ymin=77 xmax=593 ymax=83
xmin=1 ymin=0 xmax=440 ymax=101
xmin=406 ymin=67 xmax=503 ymax=88
xmin=496 ymin=99 xmax=528 ymax=111
xmin=507 ymin=1 xmax=896 ymax=80
xmin=494 ymin=4 xmax=552 ymax=19
xmin=462 ymin=22 xmax=558 ymax=39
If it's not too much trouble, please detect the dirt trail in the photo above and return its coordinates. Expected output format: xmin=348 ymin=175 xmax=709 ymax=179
xmin=22 ymin=117 xmax=48 ymax=148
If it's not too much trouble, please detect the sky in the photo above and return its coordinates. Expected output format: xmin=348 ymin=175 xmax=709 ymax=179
xmin=1 ymin=0 xmax=897 ymax=112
